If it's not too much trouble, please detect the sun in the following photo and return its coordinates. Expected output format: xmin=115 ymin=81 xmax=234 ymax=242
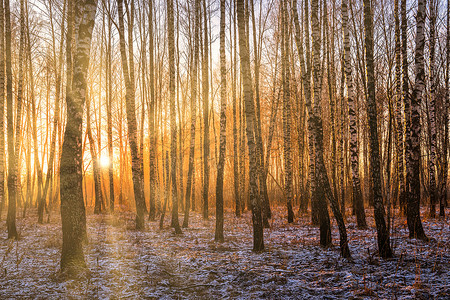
xmin=100 ymin=155 xmax=111 ymax=168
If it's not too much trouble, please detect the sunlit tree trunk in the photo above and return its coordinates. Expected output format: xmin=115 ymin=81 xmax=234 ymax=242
xmin=331 ymin=5 xmax=339 ymax=204
xmin=400 ymin=0 xmax=408 ymax=214
xmin=325 ymin=0 xmax=338 ymax=207
xmin=183 ymin=0 xmax=199 ymax=228
xmin=292 ymin=0 xmax=331 ymax=244
xmin=386 ymin=91 xmax=394 ymax=234
xmin=86 ymin=94 xmax=102 ymax=214
xmin=342 ymin=0 xmax=366 ymax=229
xmin=168 ymin=0 xmax=182 ymax=234
xmin=118 ymin=90 xmax=124 ymax=207
xmin=215 ymin=0 xmax=227 ymax=242
xmin=41 ymin=0 xmax=65 ymax=219
xmin=305 ymin=0 xmax=320 ymax=226
xmin=311 ymin=0 xmax=350 ymax=258
xmin=282 ymin=0 xmax=294 ymax=224
xmin=201 ymin=0 xmax=210 ymax=220
xmin=362 ymin=0 xmax=393 ymax=258
xmin=6 ymin=0 xmax=23 ymax=239
xmin=105 ymin=0 xmax=115 ymax=213
xmin=428 ymin=0 xmax=437 ymax=218
xmin=25 ymin=0 xmax=44 ymax=223
xmin=175 ymin=0 xmax=184 ymax=214
xmin=236 ymin=0 xmax=263 ymax=252
xmin=60 ymin=0 xmax=98 ymax=273
xmin=16 ymin=0 xmax=25 ymax=213
xmin=394 ymin=0 xmax=403 ymax=215
xmin=200 ymin=84 xmax=204 ymax=213
xmin=0 ymin=0 xmax=6 ymax=221
xmin=231 ymin=0 xmax=240 ymax=217
xmin=117 ymin=0 xmax=145 ymax=229
xmin=239 ymin=86 xmax=246 ymax=213
xmin=264 ymin=46 xmax=280 ymax=211
xmin=250 ymin=0 xmax=271 ymax=227
xmin=23 ymin=120 xmax=31 ymax=218
xmin=339 ymin=59 xmax=346 ymax=215
xmin=159 ymin=151 xmax=170 ymax=229
xmin=147 ymin=0 xmax=156 ymax=220
xmin=97 ymin=29 xmax=105 ymax=211
xmin=300 ymin=0 xmax=317 ymax=223
xmin=441 ymin=0 xmax=449 ymax=217
xmin=406 ymin=0 xmax=427 ymax=241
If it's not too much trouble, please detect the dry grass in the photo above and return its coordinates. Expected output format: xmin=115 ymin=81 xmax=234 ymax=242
xmin=0 ymin=207 xmax=448 ymax=299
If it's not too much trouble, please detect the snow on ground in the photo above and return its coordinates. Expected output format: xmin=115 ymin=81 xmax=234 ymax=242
xmin=0 ymin=207 xmax=448 ymax=299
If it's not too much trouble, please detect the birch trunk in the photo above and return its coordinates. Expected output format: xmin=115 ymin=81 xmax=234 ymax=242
xmin=168 ymin=0 xmax=182 ymax=234
xmin=325 ymin=1 xmax=338 ymax=207
xmin=236 ymin=0 xmax=263 ymax=252
xmin=428 ymin=0 xmax=437 ymax=218
xmin=0 ymin=0 xmax=6 ymax=221
xmin=282 ymin=0 xmax=294 ymax=224
xmin=339 ymin=55 xmax=346 ymax=215
xmin=60 ymin=0 xmax=98 ymax=272
xmin=183 ymin=0 xmax=200 ymax=227
xmin=406 ymin=0 xmax=428 ymax=241
xmin=311 ymin=0 xmax=350 ymax=257
xmin=363 ymin=0 xmax=393 ymax=258
xmin=86 ymin=94 xmax=102 ymax=214
xmin=4 ymin=0 xmax=14 ymax=236
xmin=106 ymin=0 xmax=115 ymax=212
xmin=342 ymin=0 xmax=366 ymax=228
xmin=26 ymin=2 xmax=44 ymax=223
xmin=231 ymin=0 xmax=240 ymax=217
xmin=441 ymin=0 xmax=449 ymax=217
xmin=41 ymin=0 xmax=65 ymax=218
xmin=117 ymin=0 xmax=146 ymax=229
xmin=250 ymin=0 xmax=271 ymax=227
xmin=147 ymin=0 xmax=156 ymax=220
xmin=400 ymin=0 xmax=408 ymax=213
xmin=292 ymin=0 xmax=331 ymax=245
xmin=202 ymin=0 xmax=210 ymax=220
xmin=6 ymin=0 xmax=24 ymax=239
xmin=215 ymin=0 xmax=227 ymax=242
xmin=394 ymin=0 xmax=404 ymax=213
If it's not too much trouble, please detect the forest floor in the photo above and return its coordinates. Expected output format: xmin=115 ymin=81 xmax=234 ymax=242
xmin=0 ymin=206 xmax=448 ymax=299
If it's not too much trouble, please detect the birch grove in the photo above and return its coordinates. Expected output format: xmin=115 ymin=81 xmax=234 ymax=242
xmin=0 ymin=0 xmax=447 ymax=287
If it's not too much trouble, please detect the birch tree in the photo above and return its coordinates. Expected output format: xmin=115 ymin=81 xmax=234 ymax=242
xmin=202 ymin=0 xmax=210 ymax=220
xmin=60 ymin=0 xmax=98 ymax=273
xmin=26 ymin=0 xmax=44 ymax=224
xmin=117 ymin=0 xmax=146 ymax=229
xmin=168 ymin=0 xmax=182 ymax=234
xmin=236 ymin=0 xmax=264 ymax=252
xmin=6 ymin=0 xmax=21 ymax=239
xmin=41 ymin=0 xmax=65 ymax=222
xmin=86 ymin=93 xmax=102 ymax=214
xmin=183 ymin=0 xmax=200 ymax=228
xmin=282 ymin=0 xmax=294 ymax=223
xmin=441 ymin=0 xmax=449 ymax=217
xmin=400 ymin=0 xmax=408 ymax=213
xmin=215 ymin=0 xmax=227 ymax=242
xmin=105 ymin=0 xmax=115 ymax=212
xmin=231 ymin=0 xmax=240 ymax=217
xmin=342 ymin=0 xmax=366 ymax=228
xmin=0 ymin=0 xmax=5 ymax=221
xmin=406 ymin=0 xmax=428 ymax=241
xmin=363 ymin=0 xmax=393 ymax=258
xmin=311 ymin=0 xmax=350 ymax=257
xmin=292 ymin=0 xmax=331 ymax=244
xmin=428 ymin=0 xmax=437 ymax=218
xmin=394 ymin=0 xmax=404 ymax=214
